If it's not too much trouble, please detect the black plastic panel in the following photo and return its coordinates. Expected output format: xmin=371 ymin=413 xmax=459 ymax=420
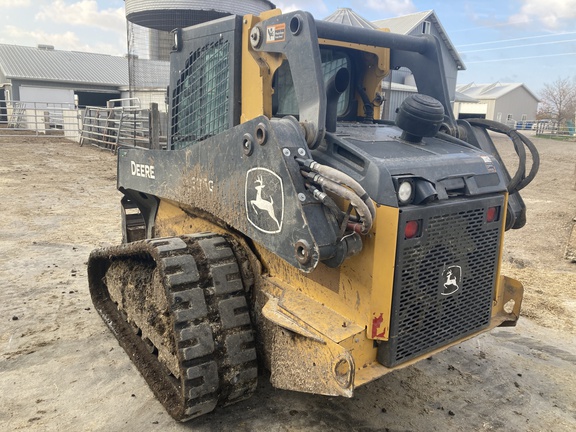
xmin=377 ymin=194 xmax=504 ymax=367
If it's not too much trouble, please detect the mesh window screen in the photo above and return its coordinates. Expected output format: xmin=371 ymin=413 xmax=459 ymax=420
xmin=171 ymin=41 xmax=230 ymax=149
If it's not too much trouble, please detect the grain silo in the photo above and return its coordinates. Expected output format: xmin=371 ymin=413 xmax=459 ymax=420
xmin=124 ymin=0 xmax=275 ymax=108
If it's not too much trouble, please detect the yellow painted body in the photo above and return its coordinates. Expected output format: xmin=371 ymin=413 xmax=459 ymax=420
xmin=154 ymin=192 xmax=522 ymax=396
xmin=151 ymin=10 xmax=524 ymax=397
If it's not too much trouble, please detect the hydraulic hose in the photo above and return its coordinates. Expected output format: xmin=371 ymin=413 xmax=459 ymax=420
xmin=302 ymin=171 xmax=373 ymax=234
xmin=299 ymin=159 xmax=377 ymax=221
xmin=467 ymin=118 xmax=540 ymax=193
xmin=305 ymin=183 xmax=344 ymax=224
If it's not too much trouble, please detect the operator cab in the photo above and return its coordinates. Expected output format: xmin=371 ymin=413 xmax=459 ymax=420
xmin=272 ymin=46 xmax=381 ymax=125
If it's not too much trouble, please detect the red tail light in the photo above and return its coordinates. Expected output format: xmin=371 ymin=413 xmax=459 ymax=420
xmin=487 ymin=206 xmax=499 ymax=223
xmin=405 ymin=220 xmax=421 ymax=239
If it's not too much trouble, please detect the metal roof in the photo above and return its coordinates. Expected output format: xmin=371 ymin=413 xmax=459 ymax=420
xmin=454 ymin=92 xmax=479 ymax=103
xmin=372 ymin=10 xmax=466 ymax=71
xmin=456 ymin=82 xmax=540 ymax=102
xmin=0 ymin=44 xmax=172 ymax=89
xmin=372 ymin=10 xmax=431 ymax=34
xmin=382 ymin=80 xmax=479 ymax=102
xmin=0 ymin=44 xmax=128 ymax=86
xmin=323 ymin=8 xmax=379 ymax=29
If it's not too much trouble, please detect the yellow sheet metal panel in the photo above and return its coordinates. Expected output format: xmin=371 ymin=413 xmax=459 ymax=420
xmin=255 ymin=203 xmax=399 ymax=341
xmin=368 ymin=205 xmax=399 ymax=340
xmin=154 ymin=199 xmax=229 ymax=237
xmin=264 ymin=277 xmax=365 ymax=343
xmin=241 ymin=10 xmax=283 ymax=123
xmin=491 ymin=193 xmax=521 ymax=320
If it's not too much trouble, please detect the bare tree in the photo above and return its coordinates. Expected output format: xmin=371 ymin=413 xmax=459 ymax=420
xmin=538 ymin=77 xmax=576 ymax=126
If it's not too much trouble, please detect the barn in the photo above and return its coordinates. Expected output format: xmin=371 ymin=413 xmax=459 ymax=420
xmin=0 ymin=44 xmax=169 ymax=110
xmin=0 ymin=44 xmax=125 ymax=109
xmin=455 ymin=82 xmax=540 ymax=127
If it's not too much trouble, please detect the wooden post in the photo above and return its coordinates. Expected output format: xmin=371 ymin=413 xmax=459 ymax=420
xmin=149 ymin=102 xmax=160 ymax=150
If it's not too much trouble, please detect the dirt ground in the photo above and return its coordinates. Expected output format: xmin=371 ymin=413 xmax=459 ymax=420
xmin=1 ymin=132 xmax=575 ymax=431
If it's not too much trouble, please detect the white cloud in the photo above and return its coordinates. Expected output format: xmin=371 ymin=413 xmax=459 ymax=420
xmin=0 ymin=25 xmax=80 ymax=48
xmin=273 ymin=2 xmax=300 ymax=13
xmin=273 ymin=1 xmax=329 ymax=16
xmin=366 ymin=0 xmax=417 ymax=15
xmin=35 ymin=0 xmax=125 ymax=34
xmin=0 ymin=0 xmax=31 ymax=7
xmin=509 ymin=0 xmax=576 ymax=29
xmin=0 ymin=25 xmax=124 ymax=55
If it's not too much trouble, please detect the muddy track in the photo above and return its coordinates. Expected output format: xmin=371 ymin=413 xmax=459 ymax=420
xmin=88 ymin=234 xmax=258 ymax=421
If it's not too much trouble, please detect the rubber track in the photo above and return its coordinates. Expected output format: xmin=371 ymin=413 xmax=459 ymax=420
xmin=88 ymin=234 xmax=258 ymax=421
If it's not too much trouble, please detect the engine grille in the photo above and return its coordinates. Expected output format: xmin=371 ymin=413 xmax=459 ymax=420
xmin=377 ymin=195 xmax=504 ymax=367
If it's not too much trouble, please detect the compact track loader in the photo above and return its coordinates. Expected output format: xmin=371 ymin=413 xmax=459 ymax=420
xmin=88 ymin=9 xmax=539 ymax=421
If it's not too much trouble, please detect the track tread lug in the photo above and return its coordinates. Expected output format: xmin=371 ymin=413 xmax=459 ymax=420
xmin=148 ymin=237 xmax=187 ymax=254
xmin=198 ymin=237 xmax=235 ymax=260
xmin=225 ymin=331 xmax=257 ymax=366
xmin=211 ymin=262 xmax=243 ymax=295
xmin=171 ymin=287 xmax=208 ymax=323
xmin=170 ymin=287 xmax=206 ymax=308
xmin=179 ymin=323 xmax=215 ymax=359
xmin=218 ymin=296 xmax=251 ymax=329
xmin=183 ymin=400 xmax=218 ymax=419
xmin=162 ymin=254 xmax=200 ymax=287
xmin=185 ymin=361 xmax=219 ymax=399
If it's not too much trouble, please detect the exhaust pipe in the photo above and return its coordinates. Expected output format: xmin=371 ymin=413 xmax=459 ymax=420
xmin=325 ymin=67 xmax=350 ymax=133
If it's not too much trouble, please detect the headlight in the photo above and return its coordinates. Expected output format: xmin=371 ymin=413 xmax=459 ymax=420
xmin=398 ymin=180 xmax=414 ymax=204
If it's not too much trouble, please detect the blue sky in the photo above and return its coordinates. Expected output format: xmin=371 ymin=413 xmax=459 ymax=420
xmin=1 ymin=0 xmax=575 ymax=95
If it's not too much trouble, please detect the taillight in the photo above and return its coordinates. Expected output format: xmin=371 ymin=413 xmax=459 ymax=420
xmin=487 ymin=206 xmax=500 ymax=223
xmin=405 ymin=220 xmax=421 ymax=239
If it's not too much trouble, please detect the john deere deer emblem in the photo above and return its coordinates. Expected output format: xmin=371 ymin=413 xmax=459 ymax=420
xmin=245 ymin=168 xmax=284 ymax=234
xmin=441 ymin=265 xmax=462 ymax=296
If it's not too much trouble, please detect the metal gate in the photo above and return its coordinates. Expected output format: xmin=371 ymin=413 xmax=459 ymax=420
xmin=79 ymin=98 xmax=166 ymax=152
xmin=0 ymin=101 xmax=80 ymax=140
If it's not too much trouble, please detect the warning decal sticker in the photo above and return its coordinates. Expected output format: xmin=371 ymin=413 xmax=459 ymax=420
xmin=266 ymin=23 xmax=286 ymax=43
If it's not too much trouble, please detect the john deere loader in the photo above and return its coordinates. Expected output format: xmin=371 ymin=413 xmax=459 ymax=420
xmin=88 ymin=9 xmax=539 ymax=421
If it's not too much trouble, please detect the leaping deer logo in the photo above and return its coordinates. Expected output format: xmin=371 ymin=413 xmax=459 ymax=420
xmin=441 ymin=266 xmax=461 ymax=296
xmin=247 ymin=172 xmax=282 ymax=232
xmin=444 ymin=269 xmax=458 ymax=289
xmin=245 ymin=168 xmax=284 ymax=233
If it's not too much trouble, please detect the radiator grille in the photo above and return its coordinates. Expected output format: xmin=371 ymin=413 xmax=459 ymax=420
xmin=378 ymin=196 xmax=504 ymax=367
xmin=171 ymin=40 xmax=230 ymax=149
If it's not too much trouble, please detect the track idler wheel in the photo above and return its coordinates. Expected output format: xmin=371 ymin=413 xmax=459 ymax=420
xmin=88 ymin=234 xmax=257 ymax=421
